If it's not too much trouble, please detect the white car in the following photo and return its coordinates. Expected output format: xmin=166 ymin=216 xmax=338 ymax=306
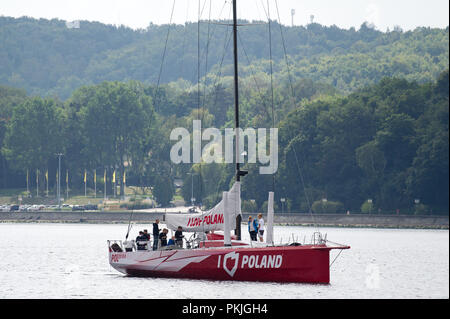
xmin=27 ymin=205 xmax=40 ymax=211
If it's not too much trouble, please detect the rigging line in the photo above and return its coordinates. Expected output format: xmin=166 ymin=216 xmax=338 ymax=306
xmin=267 ymin=0 xmax=276 ymax=193
xmin=237 ymin=33 xmax=263 ymax=96
xmin=273 ymin=0 xmax=316 ymax=226
xmin=291 ymin=143 xmax=318 ymax=230
xmin=198 ymin=1 xmax=228 ymax=209
xmin=197 ymin=0 xmax=231 ymax=105
xmin=211 ymin=30 xmax=232 ymax=106
xmin=329 ymin=249 xmax=344 ymax=269
xmin=259 ymin=0 xmax=269 ymax=20
xmin=179 ymin=0 xmax=191 ymax=76
xmin=197 ymin=0 xmax=201 ymax=118
xmin=274 ymin=0 xmax=296 ymax=103
xmin=209 ymin=6 xmax=233 ymax=209
xmin=196 ymin=0 xmax=201 ymax=207
xmin=200 ymin=0 xmax=228 ymax=111
xmin=254 ymin=0 xmax=263 ymax=22
xmin=237 ymin=32 xmax=271 ymax=120
xmin=211 ymin=3 xmax=233 ymax=110
xmin=196 ymin=0 xmax=228 ymax=112
xmin=200 ymin=0 xmax=208 ymax=19
xmin=196 ymin=0 xmax=204 ymax=208
xmin=197 ymin=1 xmax=228 ymax=68
xmin=201 ymin=0 xmax=212 ymax=122
xmin=125 ymin=171 xmax=140 ymax=241
xmin=240 ymin=23 xmax=289 ymax=208
xmin=154 ymin=0 xmax=177 ymax=112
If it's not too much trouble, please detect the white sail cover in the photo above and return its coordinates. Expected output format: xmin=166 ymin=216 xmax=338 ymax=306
xmin=165 ymin=182 xmax=241 ymax=233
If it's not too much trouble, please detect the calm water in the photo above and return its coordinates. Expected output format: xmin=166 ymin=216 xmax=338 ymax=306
xmin=0 ymin=223 xmax=448 ymax=299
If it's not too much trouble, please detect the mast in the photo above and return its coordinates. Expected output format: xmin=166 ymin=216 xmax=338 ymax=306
xmin=232 ymin=0 xmax=246 ymax=240
xmin=233 ymin=0 xmax=240 ymax=185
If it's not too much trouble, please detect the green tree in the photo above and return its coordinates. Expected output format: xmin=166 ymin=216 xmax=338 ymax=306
xmin=77 ymin=81 xmax=154 ymax=196
xmin=152 ymin=175 xmax=174 ymax=207
xmin=2 ymin=97 xmax=64 ymax=172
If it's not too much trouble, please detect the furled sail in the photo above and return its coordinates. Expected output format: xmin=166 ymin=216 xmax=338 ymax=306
xmin=165 ymin=182 xmax=241 ymax=233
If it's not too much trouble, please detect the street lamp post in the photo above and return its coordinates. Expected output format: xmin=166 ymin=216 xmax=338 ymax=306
xmin=322 ymin=198 xmax=327 ymax=214
xmin=368 ymin=199 xmax=373 ymax=215
xmin=250 ymin=199 xmax=256 ymax=214
xmin=55 ymin=153 xmax=64 ymax=209
xmin=187 ymin=172 xmax=197 ymax=206
xmin=414 ymin=199 xmax=420 ymax=214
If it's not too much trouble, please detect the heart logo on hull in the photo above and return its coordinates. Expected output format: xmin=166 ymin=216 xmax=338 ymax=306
xmin=223 ymin=251 xmax=239 ymax=277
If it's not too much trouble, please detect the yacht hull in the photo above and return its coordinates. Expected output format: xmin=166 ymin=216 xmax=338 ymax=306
xmin=109 ymin=244 xmax=348 ymax=284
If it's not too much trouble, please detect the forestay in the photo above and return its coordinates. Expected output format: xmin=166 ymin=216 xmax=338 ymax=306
xmin=165 ymin=183 xmax=241 ymax=233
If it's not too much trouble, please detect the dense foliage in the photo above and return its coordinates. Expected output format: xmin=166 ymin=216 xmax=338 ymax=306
xmin=0 ymin=17 xmax=448 ymax=98
xmin=0 ymin=17 xmax=448 ymax=214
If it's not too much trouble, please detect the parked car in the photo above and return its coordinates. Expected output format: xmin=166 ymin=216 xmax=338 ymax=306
xmin=27 ymin=205 xmax=40 ymax=211
xmin=9 ymin=205 xmax=20 ymax=212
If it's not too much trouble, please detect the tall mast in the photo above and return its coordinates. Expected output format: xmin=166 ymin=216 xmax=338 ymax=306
xmin=233 ymin=0 xmax=240 ymax=182
xmin=232 ymin=0 xmax=245 ymax=240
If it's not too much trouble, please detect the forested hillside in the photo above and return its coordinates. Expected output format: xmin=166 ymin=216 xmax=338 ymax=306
xmin=0 ymin=16 xmax=448 ymax=214
xmin=0 ymin=17 xmax=448 ymax=98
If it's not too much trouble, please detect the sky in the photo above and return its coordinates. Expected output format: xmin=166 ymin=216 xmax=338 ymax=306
xmin=0 ymin=0 xmax=448 ymax=31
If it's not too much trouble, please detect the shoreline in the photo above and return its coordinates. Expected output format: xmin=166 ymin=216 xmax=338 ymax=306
xmin=0 ymin=220 xmax=448 ymax=230
xmin=0 ymin=211 xmax=448 ymax=230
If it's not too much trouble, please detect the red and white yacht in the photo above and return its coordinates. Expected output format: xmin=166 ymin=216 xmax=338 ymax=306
xmin=108 ymin=183 xmax=350 ymax=284
xmin=108 ymin=0 xmax=349 ymax=284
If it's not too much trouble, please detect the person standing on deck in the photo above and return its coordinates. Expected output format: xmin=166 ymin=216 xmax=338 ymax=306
xmin=257 ymin=213 xmax=265 ymax=242
xmin=136 ymin=231 xmax=147 ymax=250
xmin=159 ymin=228 xmax=169 ymax=247
xmin=175 ymin=226 xmax=184 ymax=248
xmin=248 ymin=216 xmax=258 ymax=241
xmin=152 ymin=219 xmax=160 ymax=251
xmin=143 ymin=229 xmax=150 ymax=241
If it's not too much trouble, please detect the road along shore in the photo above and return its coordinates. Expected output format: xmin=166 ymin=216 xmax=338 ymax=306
xmin=0 ymin=211 xmax=448 ymax=229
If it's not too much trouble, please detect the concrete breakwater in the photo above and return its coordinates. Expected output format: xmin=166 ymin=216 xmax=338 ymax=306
xmin=0 ymin=211 xmax=448 ymax=229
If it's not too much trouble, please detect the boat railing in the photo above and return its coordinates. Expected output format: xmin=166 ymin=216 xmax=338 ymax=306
xmin=311 ymin=232 xmax=327 ymax=245
xmin=108 ymin=239 xmax=188 ymax=252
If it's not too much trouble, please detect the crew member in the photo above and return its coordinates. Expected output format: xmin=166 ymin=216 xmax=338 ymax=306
xmin=136 ymin=231 xmax=147 ymax=250
xmin=152 ymin=219 xmax=160 ymax=251
xmin=248 ymin=216 xmax=258 ymax=241
xmin=257 ymin=213 xmax=265 ymax=242
xmin=143 ymin=229 xmax=151 ymax=241
xmin=159 ymin=228 xmax=169 ymax=247
xmin=175 ymin=226 xmax=184 ymax=248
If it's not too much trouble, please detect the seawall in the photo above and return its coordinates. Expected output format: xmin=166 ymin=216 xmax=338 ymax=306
xmin=0 ymin=211 xmax=448 ymax=229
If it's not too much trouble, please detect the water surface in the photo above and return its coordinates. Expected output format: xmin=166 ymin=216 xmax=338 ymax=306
xmin=0 ymin=223 xmax=448 ymax=299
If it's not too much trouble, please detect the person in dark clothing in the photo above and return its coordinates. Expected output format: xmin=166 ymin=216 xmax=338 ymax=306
xmin=159 ymin=228 xmax=169 ymax=247
xmin=143 ymin=229 xmax=151 ymax=241
xmin=152 ymin=219 xmax=160 ymax=251
xmin=175 ymin=226 xmax=184 ymax=248
xmin=248 ymin=216 xmax=258 ymax=241
xmin=136 ymin=231 xmax=147 ymax=250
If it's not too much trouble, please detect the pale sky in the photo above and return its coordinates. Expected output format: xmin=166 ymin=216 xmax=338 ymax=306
xmin=0 ymin=0 xmax=448 ymax=31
